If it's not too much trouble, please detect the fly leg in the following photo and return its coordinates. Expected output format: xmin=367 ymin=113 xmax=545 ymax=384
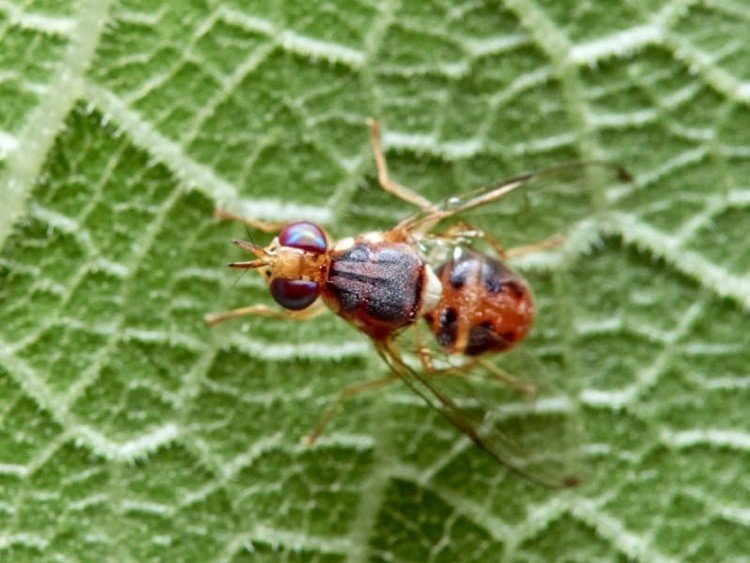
xmin=505 ymin=234 xmax=565 ymax=258
xmin=435 ymin=221 xmax=510 ymax=259
xmin=212 ymin=208 xmax=288 ymax=233
xmin=412 ymin=322 xmax=475 ymax=374
xmin=414 ymin=313 xmax=535 ymax=398
xmin=477 ymin=359 xmax=536 ymax=399
xmin=368 ymin=119 xmax=533 ymax=237
xmin=435 ymin=221 xmax=564 ymax=260
xmin=367 ymin=118 xmax=437 ymax=212
xmin=419 ymin=347 xmax=535 ymax=399
xmin=302 ymin=375 xmax=399 ymax=445
xmin=418 ymin=349 xmax=477 ymax=376
xmin=204 ymin=300 xmax=326 ymax=327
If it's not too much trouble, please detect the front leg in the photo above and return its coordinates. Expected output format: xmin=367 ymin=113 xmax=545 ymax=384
xmin=213 ymin=208 xmax=288 ymax=233
xmin=204 ymin=300 xmax=326 ymax=327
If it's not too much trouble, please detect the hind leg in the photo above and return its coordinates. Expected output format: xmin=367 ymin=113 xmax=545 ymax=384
xmin=302 ymin=375 xmax=399 ymax=445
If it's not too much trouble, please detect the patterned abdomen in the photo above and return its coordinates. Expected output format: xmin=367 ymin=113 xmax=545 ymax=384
xmin=425 ymin=248 xmax=535 ymax=355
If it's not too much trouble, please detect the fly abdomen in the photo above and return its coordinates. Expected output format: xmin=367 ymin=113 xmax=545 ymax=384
xmin=425 ymin=248 xmax=535 ymax=355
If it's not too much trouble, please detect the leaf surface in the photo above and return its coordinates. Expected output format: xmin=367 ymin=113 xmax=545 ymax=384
xmin=0 ymin=1 xmax=748 ymax=560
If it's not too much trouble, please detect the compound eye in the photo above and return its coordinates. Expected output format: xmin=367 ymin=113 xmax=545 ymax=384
xmin=278 ymin=221 xmax=327 ymax=254
xmin=270 ymin=278 xmax=321 ymax=310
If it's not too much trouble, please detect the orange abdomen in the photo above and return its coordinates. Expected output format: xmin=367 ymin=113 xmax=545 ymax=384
xmin=425 ymin=248 xmax=535 ymax=355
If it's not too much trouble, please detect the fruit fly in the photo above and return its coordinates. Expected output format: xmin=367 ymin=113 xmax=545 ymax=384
xmin=206 ymin=120 xmax=630 ymax=488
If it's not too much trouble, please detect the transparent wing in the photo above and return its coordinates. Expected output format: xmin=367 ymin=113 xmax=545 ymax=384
xmin=399 ymin=161 xmax=632 ymax=238
xmin=377 ymin=334 xmax=583 ymax=489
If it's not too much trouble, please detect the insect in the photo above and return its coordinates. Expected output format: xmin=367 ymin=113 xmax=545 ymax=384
xmin=206 ymin=120 xmax=630 ymax=488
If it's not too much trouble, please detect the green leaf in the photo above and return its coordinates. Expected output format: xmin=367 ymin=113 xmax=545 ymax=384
xmin=1 ymin=1 xmax=748 ymax=560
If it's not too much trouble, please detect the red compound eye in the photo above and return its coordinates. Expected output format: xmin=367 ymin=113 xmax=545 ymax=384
xmin=278 ymin=221 xmax=327 ymax=254
xmin=270 ymin=278 xmax=320 ymax=310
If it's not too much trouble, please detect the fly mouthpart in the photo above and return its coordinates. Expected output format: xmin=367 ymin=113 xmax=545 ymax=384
xmin=232 ymin=238 xmax=273 ymax=262
xmin=229 ymin=239 xmax=271 ymax=269
xmin=228 ymin=259 xmax=268 ymax=269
